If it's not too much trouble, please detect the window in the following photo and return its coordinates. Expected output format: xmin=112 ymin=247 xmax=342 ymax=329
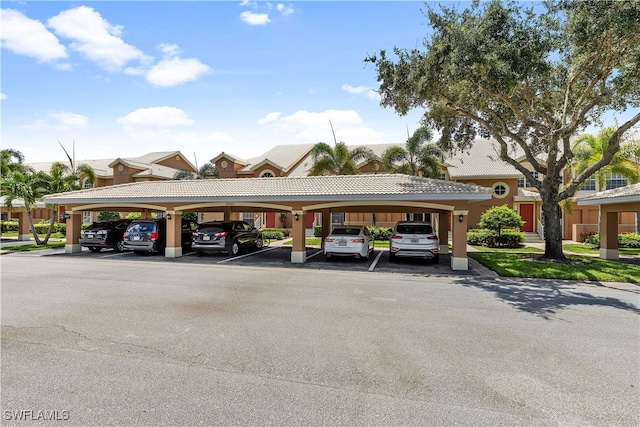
xmin=83 ymin=179 xmax=93 ymax=189
xmin=242 ymin=212 xmax=254 ymax=226
xmin=260 ymin=170 xmax=275 ymax=178
xmin=579 ymin=177 xmax=596 ymax=191
xmin=83 ymin=211 xmax=92 ymax=224
xmin=492 ymin=182 xmax=509 ymax=199
xmin=606 ymin=173 xmax=627 ymax=190
xmin=406 ymin=213 xmax=431 ymax=222
xmin=331 ymin=213 xmax=345 ymax=225
xmin=518 ymin=172 xmax=539 ymax=188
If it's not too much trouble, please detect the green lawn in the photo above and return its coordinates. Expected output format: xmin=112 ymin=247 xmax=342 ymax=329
xmin=471 ymin=245 xmax=543 ymax=253
xmin=1 ymin=241 xmax=66 ymax=252
xmin=563 ymin=243 xmax=640 ymax=256
xmin=469 ymin=251 xmax=640 ymax=283
xmin=1 ymin=231 xmax=65 ymax=239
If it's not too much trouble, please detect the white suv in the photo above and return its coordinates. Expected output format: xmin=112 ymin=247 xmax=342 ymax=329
xmin=389 ymin=222 xmax=440 ymax=263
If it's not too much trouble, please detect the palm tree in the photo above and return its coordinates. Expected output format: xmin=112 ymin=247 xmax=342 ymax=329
xmin=309 ymin=142 xmax=374 ymax=176
xmin=1 ymin=149 xmax=31 ymax=177
xmin=172 ymin=163 xmax=218 ymax=180
xmin=381 ymin=127 xmax=443 ymax=178
xmin=0 ymin=170 xmax=50 ymax=244
xmin=572 ymin=127 xmax=640 ymax=190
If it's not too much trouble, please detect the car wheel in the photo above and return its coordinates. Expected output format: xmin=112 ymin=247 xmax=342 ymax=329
xmin=389 ymin=252 xmax=397 ymax=262
xmin=228 ymin=241 xmax=240 ymax=255
xmin=88 ymin=247 xmax=101 ymax=253
xmin=255 ymin=237 xmax=263 ymax=249
xmin=363 ymin=249 xmax=370 ymax=261
xmin=114 ymin=239 xmax=125 ymax=252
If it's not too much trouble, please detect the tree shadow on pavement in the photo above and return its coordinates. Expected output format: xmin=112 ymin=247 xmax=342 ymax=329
xmin=454 ymin=276 xmax=640 ymax=320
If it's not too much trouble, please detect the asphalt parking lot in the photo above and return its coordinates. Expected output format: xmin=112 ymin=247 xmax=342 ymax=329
xmin=58 ymin=244 xmax=474 ymax=276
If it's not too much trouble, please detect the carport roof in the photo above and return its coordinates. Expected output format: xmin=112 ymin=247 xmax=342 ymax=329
xmin=577 ymin=183 xmax=640 ymax=205
xmin=42 ymin=174 xmax=493 ymax=204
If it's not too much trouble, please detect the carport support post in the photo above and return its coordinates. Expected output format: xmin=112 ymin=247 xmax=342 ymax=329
xmin=65 ymin=212 xmax=82 ymax=254
xmin=599 ymin=210 xmax=619 ymax=260
xmin=437 ymin=212 xmax=449 ymax=254
xmin=451 ymin=210 xmax=468 ymax=270
xmin=17 ymin=211 xmax=30 ymax=241
xmin=165 ymin=211 xmax=182 ymax=258
xmin=321 ymin=209 xmax=331 ymax=249
xmin=291 ymin=210 xmax=306 ymax=263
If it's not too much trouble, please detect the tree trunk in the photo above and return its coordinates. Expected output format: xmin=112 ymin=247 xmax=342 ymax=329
xmin=541 ymin=196 xmax=566 ymax=260
xmin=27 ymin=211 xmax=43 ymax=245
xmin=40 ymin=216 xmax=55 ymax=244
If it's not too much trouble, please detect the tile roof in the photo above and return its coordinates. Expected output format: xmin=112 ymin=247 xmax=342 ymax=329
xmin=0 ymin=196 xmax=47 ymax=209
xmin=42 ymin=174 xmax=493 ymax=204
xmin=28 ymin=159 xmax=115 ymax=178
xmin=238 ymin=144 xmax=315 ymax=174
xmin=445 ymin=139 xmax=528 ymax=179
xmin=577 ymin=183 xmax=640 ymax=205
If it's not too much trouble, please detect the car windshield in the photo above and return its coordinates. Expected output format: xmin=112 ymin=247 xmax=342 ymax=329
xmin=396 ymin=224 xmax=433 ymax=234
xmin=331 ymin=227 xmax=362 ymax=236
xmin=86 ymin=222 xmax=108 ymax=230
xmin=197 ymin=224 xmax=226 ymax=233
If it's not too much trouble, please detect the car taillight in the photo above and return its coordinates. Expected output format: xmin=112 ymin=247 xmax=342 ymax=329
xmin=192 ymin=232 xmax=198 ymax=238
xmin=427 ymin=236 xmax=438 ymax=240
xmin=352 ymin=239 xmax=364 ymax=243
xmin=150 ymin=231 xmax=158 ymax=241
xmin=123 ymin=232 xmax=128 ymax=238
xmin=325 ymin=238 xmax=334 ymax=242
xmin=391 ymin=234 xmax=402 ymax=240
xmin=214 ymin=231 xmax=228 ymax=238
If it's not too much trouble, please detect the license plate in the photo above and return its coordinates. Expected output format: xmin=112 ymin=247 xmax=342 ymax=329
xmin=411 ymin=238 xmax=419 ymax=243
xmin=132 ymin=235 xmax=142 ymax=241
xmin=203 ymin=235 xmax=210 ymax=241
xmin=338 ymin=240 xmax=347 ymax=246
xmin=87 ymin=234 xmax=94 ymax=239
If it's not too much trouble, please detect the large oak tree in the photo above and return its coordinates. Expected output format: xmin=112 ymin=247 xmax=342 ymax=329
xmin=367 ymin=0 xmax=640 ymax=259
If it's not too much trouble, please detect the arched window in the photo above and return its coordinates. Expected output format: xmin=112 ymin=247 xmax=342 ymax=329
xmin=83 ymin=179 xmax=93 ymax=189
xmin=260 ymin=170 xmax=275 ymax=178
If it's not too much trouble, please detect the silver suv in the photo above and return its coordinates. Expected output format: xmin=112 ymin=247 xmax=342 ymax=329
xmin=389 ymin=222 xmax=440 ymax=263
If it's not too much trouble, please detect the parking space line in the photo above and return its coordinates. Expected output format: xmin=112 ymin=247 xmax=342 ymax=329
xmin=307 ymin=250 xmax=323 ymax=259
xmin=98 ymin=252 xmax=130 ymax=259
xmin=216 ymin=246 xmax=276 ymax=264
xmin=368 ymin=250 xmax=383 ymax=272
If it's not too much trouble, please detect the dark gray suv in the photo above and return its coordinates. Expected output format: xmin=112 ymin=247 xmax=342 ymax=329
xmin=123 ymin=218 xmax=197 ymax=254
xmin=192 ymin=220 xmax=263 ymax=256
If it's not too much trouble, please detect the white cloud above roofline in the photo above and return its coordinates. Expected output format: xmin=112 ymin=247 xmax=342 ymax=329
xmin=0 ymin=8 xmax=67 ymax=63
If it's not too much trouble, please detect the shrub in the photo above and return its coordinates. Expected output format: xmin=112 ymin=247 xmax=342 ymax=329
xmin=619 ymin=233 xmax=640 ymax=248
xmin=314 ymin=225 xmax=322 ymax=237
xmin=478 ymin=205 xmax=524 ymax=236
xmin=1 ymin=221 xmax=19 ymax=233
xmin=262 ymin=229 xmax=287 ymax=240
xmin=367 ymin=226 xmax=392 ymax=241
xmin=98 ymin=211 xmax=121 ymax=220
xmin=578 ymin=230 xmax=598 ymax=243
xmin=56 ymin=222 xmax=66 ymax=235
xmin=580 ymin=232 xmax=640 ymax=248
xmin=126 ymin=212 xmax=142 ymax=220
xmin=467 ymin=228 xmax=524 ymax=248
xmin=467 ymin=228 xmax=494 ymax=245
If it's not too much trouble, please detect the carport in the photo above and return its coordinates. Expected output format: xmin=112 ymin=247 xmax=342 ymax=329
xmin=42 ymin=174 xmax=492 ymax=270
xmin=577 ymin=183 xmax=640 ymax=260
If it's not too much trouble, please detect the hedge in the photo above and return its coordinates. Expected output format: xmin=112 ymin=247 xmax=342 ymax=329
xmin=467 ymin=228 xmax=524 ymax=248
xmin=584 ymin=232 xmax=640 ymax=248
xmin=262 ymin=228 xmax=289 ymax=240
xmin=313 ymin=225 xmax=393 ymax=241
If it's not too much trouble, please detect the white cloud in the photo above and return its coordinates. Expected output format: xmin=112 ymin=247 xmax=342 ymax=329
xmin=342 ymin=84 xmax=380 ymax=101
xmin=22 ymin=111 xmax=88 ymax=132
xmin=240 ymin=11 xmax=271 ymax=25
xmin=48 ymin=6 xmax=147 ymax=72
xmin=145 ymin=57 xmax=211 ymax=87
xmin=0 ymin=92 xmax=7 ymax=100
xmin=258 ymin=112 xmax=281 ymax=125
xmin=158 ymin=43 xmax=181 ymax=58
xmin=0 ymin=9 xmax=67 ymax=63
xmin=117 ymin=106 xmax=195 ymax=127
xmin=277 ymin=4 xmax=294 ymax=16
xmin=258 ymin=109 xmax=385 ymax=144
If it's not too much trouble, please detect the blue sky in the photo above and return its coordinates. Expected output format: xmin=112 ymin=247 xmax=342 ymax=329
xmin=1 ymin=1 xmax=431 ymax=164
xmin=1 ymin=1 xmax=638 ymax=166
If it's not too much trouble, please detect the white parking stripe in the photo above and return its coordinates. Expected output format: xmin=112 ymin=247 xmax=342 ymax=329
xmin=307 ymin=250 xmax=324 ymax=259
xmin=98 ymin=252 xmax=129 ymax=259
xmin=216 ymin=246 xmax=276 ymax=264
xmin=368 ymin=251 xmax=383 ymax=272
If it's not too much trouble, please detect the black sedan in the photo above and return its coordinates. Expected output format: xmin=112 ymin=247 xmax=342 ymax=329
xmin=192 ymin=221 xmax=263 ymax=256
xmin=79 ymin=219 xmax=131 ymax=252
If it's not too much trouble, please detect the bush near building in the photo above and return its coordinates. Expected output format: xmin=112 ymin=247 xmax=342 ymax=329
xmin=467 ymin=228 xmax=525 ymax=248
xmin=583 ymin=232 xmax=640 ymax=248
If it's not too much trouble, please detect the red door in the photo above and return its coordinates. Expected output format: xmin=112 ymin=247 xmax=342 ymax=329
xmin=305 ymin=212 xmax=315 ymax=228
xmin=520 ymin=204 xmax=534 ymax=232
xmin=266 ymin=212 xmax=276 ymax=228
